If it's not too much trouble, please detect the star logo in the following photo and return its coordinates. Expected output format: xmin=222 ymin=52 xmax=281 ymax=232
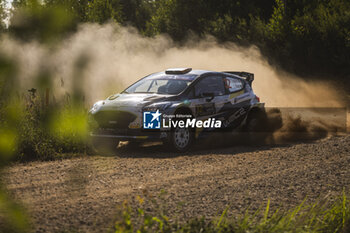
xmin=143 ymin=110 xmax=162 ymax=129
xmin=151 ymin=110 xmax=162 ymax=122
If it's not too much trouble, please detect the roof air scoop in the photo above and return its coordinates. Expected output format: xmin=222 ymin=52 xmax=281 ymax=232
xmin=165 ymin=68 xmax=192 ymax=75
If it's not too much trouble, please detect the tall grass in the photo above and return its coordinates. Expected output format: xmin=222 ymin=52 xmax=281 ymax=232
xmin=0 ymin=54 xmax=90 ymax=162
xmin=113 ymin=192 xmax=350 ymax=233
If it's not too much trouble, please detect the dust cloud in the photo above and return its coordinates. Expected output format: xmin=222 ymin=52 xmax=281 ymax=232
xmin=0 ymin=23 xmax=345 ymax=108
xmin=1 ymin=23 xmax=347 ymax=136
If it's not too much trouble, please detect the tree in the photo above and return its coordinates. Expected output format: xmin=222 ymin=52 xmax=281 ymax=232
xmin=119 ymin=0 xmax=154 ymax=31
xmin=0 ymin=0 xmax=7 ymax=31
xmin=9 ymin=0 xmax=76 ymax=43
xmin=86 ymin=0 xmax=123 ymax=24
xmin=146 ymin=0 xmax=212 ymax=40
xmin=44 ymin=0 xmax=90 ymax=22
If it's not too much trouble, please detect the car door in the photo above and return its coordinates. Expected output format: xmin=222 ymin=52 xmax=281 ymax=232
xmin=191 ymin=75 xmax=227 ymax=119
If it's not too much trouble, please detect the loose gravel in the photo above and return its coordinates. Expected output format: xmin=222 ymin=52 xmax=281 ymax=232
xmin=3 ymin=135 xmax=350 ymax=232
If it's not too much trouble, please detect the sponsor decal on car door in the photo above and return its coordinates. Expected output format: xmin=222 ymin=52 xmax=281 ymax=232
xmin=192 ymin=76 xmax=227 ymax=119
xmin=218 ymin=76 xmax=251 ymax=128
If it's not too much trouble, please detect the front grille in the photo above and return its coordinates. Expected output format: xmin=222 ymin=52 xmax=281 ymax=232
xmin=93 ymin=110 xmax=137 ymax=129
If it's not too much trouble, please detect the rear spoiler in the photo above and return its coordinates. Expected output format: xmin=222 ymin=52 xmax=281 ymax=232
xmin=223 ymin=71 xmax=254 ymax=87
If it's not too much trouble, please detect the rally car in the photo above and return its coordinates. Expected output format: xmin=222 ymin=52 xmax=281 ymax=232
xmin=89 ymin=68 xmax=266 ymax=153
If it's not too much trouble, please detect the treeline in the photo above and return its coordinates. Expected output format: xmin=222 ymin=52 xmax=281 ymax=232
xmin=1 ymin=0 xmax=349 ymax=79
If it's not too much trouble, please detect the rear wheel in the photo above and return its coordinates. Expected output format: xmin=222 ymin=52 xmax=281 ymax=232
xmin=243 ymin=109 xmax=269 ymax=144
xmin=91 ymin=137 xmax=119 ymax=155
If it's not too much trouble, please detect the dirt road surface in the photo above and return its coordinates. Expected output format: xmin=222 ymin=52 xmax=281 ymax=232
xmin=3 ymin=135 xmax=350 ymax=232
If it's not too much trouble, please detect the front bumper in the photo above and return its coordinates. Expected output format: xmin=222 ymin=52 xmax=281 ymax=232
xmin=90 ymin=128 xmax=167 ymax=141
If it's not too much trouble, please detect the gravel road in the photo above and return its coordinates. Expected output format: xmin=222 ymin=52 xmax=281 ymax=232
xmin=3 ymin=135 xmax=350 ymax=232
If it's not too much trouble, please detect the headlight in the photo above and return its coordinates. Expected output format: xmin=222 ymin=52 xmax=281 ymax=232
xmin=89 ymin=101 xmax=103 ymax=113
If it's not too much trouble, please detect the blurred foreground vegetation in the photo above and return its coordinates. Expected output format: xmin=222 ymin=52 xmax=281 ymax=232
xmin=0 ymin=54 xmax=89 ymax=162
xmin=0 ymin=52 xmax=89 ymax=231
xmin=114 ymin=192 xmax=350 ymax=233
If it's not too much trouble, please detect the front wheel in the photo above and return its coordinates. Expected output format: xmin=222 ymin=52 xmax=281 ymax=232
xmin=164 ymin=127 xmax=194 ymax=152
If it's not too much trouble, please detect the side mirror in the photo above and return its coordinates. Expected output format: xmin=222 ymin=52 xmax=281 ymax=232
xmin=202 ymin=92 xmax=215 ymax=101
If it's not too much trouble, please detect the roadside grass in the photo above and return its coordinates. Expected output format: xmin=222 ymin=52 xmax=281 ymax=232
xmin=113 ymin=192 xmax=350 ymax=233
xmin=0 ymin=55 xmax=90 ymax=162
xmin=12 ymin=95 xmax=89 ymax=161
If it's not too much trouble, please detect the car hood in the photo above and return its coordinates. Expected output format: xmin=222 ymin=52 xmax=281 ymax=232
xmin=90 ymin=93 xmax=174 ymax=129
xmin=97 ymin=93 xmax=171 ymax=110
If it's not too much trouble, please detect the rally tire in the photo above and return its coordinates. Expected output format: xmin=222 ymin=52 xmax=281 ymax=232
xmin=164 ymin=127 xmax=194 ymax=153
xmin=243 ymin=109 xmax=269 ymax=144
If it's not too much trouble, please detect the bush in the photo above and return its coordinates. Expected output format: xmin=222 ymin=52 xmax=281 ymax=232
xmin=15 ymin=94 xmax=88 ymax=161
xmin=0 ymin=54 xmax=89 ymax=161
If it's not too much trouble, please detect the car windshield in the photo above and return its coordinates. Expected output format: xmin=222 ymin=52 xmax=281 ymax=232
xmin=124 ymin=75 xmax=195 ymax=95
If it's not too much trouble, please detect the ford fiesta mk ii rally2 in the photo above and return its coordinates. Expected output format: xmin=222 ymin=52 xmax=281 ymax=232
xmin=89 ymin=68 xmax=266 ymax=153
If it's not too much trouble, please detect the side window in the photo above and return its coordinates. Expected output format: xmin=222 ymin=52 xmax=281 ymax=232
xmin=194 ymin=76 xmax=225 ymax=97
xmin=186 ymin=88 xmax=195 ymax=99
xmin=224 ymin=77 xmax=244 ymax=93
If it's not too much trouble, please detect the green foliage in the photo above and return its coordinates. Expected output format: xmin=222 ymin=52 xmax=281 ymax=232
xmin=0 ymin=54 xmax=31 ymax=233
xmin=0 ymin=26 xmax=89 ymax=233
xmin=267 ymin=0 xmax=287 ymax=41
xmin=0 ymin=51 xmax=89 ymax=162
xmin=43 ymin=0 xmax=90 ymax=22
xmin=86 ymin=0 xmax=123 ymax=24
xmin=118 ymin=0 xmax=154 ymax=31
xmin=9 ymin=0 xmax=76 ymax=44
xmin=0 ymin=0 xmax=6 ymax=31
xmin=287 ymin=0 xmax=350 ymax=74
xmin=4 ymin=0 xmax=349 ymax=79
xmin=15 ymin=95 xmax=88 ymax=161
xmin=145 ymin=0 xmax=275 ymax=41
xmin=146 ymin=0 xmax=349 ymax=78
xmin=145 ymin=0 xmax=211 ymax=40
xmin=0 ymin=189 xmax=31 ymax=233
